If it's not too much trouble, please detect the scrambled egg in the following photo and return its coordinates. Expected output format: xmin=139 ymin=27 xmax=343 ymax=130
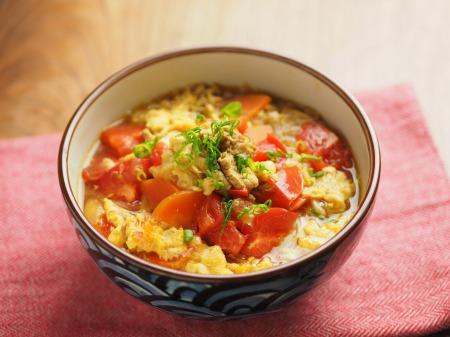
xmin=227 ymin=258 xmax=272 ymax=274
xmin=298 ymin=213 xmax=353 ymax=250
xmin=302 ymin=166 xmax=355 ymax=213
xmin=129 ymin=84 xmax=222 ymax=136
xmin=185 ymin=245 xmax=233 ymax=275
xmin=103 ymin=198 xmax=148 ymax=248
xmin=150 ymin=135 xmax=207 ymax=191
xmin=132 ymin=108 xmax=197 ymax=135
xmin=103 ymin=198 xmax=271 ymax=273
xmin=251 ymin=106 xmax=314 ymax=147
xmin=104 ymin=198 xmax=188 ymax=260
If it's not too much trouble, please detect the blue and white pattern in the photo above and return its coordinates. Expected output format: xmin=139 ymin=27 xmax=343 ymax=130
xmin=71 ymin=216 xmax=334 ymax=319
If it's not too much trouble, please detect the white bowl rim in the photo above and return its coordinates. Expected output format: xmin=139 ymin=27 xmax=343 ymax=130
xmin=58 ymin=46 xmax=381 ymax=282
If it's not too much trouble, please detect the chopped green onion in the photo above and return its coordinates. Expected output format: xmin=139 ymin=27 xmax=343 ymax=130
xmin=266 ymin=150 xmax=284 ymax=161
xmin=299 ymin=153 xmax=322 ymax=162
xmin=221 ymin=101 xmax=242 ymax=118
xmin=195 ymin=114 xmax=205 ymax=123
xmin=197 ymin=179 xmax=204 ymax=188
xmin=235 ymin=154 xmax=250 ymax=173
xmin=220 ymin=200 xmax=234 ymax=235
xmin=286 ymin=152 xmax=294 ymax=158
xmin=237 ymin=199 xmax=272 ymax=219
xmin=133 ymin=137 xmax=159 ymax=158
xmin=133 ymin=143 xmax=151 ymax=158
xmin=250 ymin=161 xmax=269 ymax=172
xmin=312 ymin=171 xmax=325 ymax=178
xmin=213 ymin=179 xmax=225 ymax=190
xmin=183 ymin=229 xmax=194 ymax=243
xmin=307 ymin=167 xmax=325 ymax=178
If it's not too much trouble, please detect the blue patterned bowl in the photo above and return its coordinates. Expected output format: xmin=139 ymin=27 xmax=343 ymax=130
xmin=58 ymin=47 xmax=380 ymax=320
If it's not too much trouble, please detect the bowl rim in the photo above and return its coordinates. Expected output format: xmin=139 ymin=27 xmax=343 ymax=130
xmin=58 ymin=46 xmax=381 ymax=283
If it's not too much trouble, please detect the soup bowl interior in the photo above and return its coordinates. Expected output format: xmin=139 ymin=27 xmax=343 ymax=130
xmin=59 ymin=47 xmax=380 ymax=319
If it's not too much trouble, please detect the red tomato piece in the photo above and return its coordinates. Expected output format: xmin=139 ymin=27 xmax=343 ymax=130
xmin=152 ymin=191 xmax=205 ymax=230
xmin=289 ymin=197 xmax=309 ymax=212
xmin=253 ymin=166 xmax=303 ymax=210
xmin=296 ymin=121 xmax=352 ymax=169
xmin=296 ymin=122 xmax=338 ymax=153
xmin=96 ymin=214 xmax=113 ymax=237
xmin=149 ymin=142 xmax=164 ymax=166
xmin=235 ymin=220 xmax=254 ymax=235
xmin=310 ymin=159 xmax=326 ymax=171
xmin=230 ymin=198 xmax=254 ymax=221
xmin=235 ymin=95 xmax=271 ymax=133
xmin=253 ymin=134 xmax=287 ymax=162
xmin=95 ymin=158 xmax=149 ymax=203
xmin=323 ymin=140 xmax=352 ymax=169
xmin=143 ymin=250 xmax=192 ymax=270
xmin=140 ymin=178 xmax=179 ymax=210
xmin=267 ymin=133 xmax=288 ymax=152
xmin=241 ymin=208 xmax=297 ymax=258
xmin=195 ymin=194 xmax=247 ymax=256
xmin=195 ymin=193 xmax=224 ymax=236
xmin=229 ymin=188 xmax=249 ymax=198
xmin=205 ymin=220 xmax=248 ymax=256
xmin=100 ymin=124 xmax=145 ymax=157
xmin=82 ymin=146 xmax=117 ymax=182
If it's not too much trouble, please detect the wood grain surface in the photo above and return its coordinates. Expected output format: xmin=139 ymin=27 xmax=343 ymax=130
xmin=0 ymin=0 xmax=448 ymax=173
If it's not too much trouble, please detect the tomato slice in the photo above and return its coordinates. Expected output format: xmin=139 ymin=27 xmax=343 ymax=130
xmin=230 ymin=198 xmax=254 ymax=220
xmin=245 ymin=124 xmax=274 ymax=144
xmin=267 ymin=133 xmax=288 ymax=152
xmin=195 ymin=194 xmax=247 ymax=256
xmin=254 ymin=166 xmax=303 ymax=210
xmin=195 ymin=193 xmax=224 ymax=235
xmin=82 ymin=146 xmax=117 ymax=182
xmin=323 ymin=140 xmax=352 ymax=169
xmin=235 ymin=95 xmax=271 ymax=133
xmin=253 ymin=134 xmax=287 ymax=162
xmin=140 ymin=178 xmax=179 ymax=210
xmin=152 ymin=191 xmax=205 ymax=229
xmin=241 ymin=208 xmax=297 ymax=258
xmin=100 ymin=124 xmax=145 ymax=157
xmin=142 ymin=250 xmax=192 ymax=270
xmin=229 ymin=188 xmax=249 ymax=198
xmin=149 ymin=142 xmax=164 ymax=166
xmin=296 ymin=122 xmax=352 ymax=169
xmin=95 ymin=158 xmax=150 ymax=203
xmin=289 ymin=196 xmax=309 ymax=211
xmin=205 ymin=220 xmax=247 ymax=256
xmin=96 ymin=214 xmax=113 ymax=237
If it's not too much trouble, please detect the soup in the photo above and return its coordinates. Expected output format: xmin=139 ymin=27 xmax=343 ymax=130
xmin=82 ymin=84 xmax=358 ymax=275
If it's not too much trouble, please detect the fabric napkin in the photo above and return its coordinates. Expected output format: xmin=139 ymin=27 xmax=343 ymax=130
xmin=0 ymin=84 xmax=449 ymax=337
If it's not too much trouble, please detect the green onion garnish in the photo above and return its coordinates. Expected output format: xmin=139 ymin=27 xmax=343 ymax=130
xmin=312 ymin=171 xmax=325 ymax=178
xmin=213 ymin=179 xmax=225 ymax=190
xmin=221 ymin=101 xmax=242 ymax=118
xmin=220 ymin=200 xmax=234 ymax=235
xmin=195 ymin=114 xmax=205 ymax=123
xmin=266 ymin=150 xmax=284 ymax=161
xmin=249 ymin=161 xmax=269 ymax=172
xmin=235 ymin=154 xmax=250 ymax=173
xmin=133 ymin=143 xmax=151 ymax=158
xmin=299 ymin=153 xmax=322 ymax=162
xmin=183 ymin=229 xmax=194 ymax=243
xmin=237 ymin=199 xmax=272 ymax=219
xmin=133 ymin=137 xmax=159 ymax=158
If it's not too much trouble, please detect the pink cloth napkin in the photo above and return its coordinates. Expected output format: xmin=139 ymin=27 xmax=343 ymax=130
xmin=0 ymin=84 xmax=449 ymax=337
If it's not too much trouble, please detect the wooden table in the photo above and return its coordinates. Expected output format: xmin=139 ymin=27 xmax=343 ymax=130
xmin=1 ymin=0 xmax=448 ymax=173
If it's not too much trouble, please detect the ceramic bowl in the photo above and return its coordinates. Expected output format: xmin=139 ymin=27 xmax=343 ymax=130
xmin=58 ymin=47 xmax=380 ymax=320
